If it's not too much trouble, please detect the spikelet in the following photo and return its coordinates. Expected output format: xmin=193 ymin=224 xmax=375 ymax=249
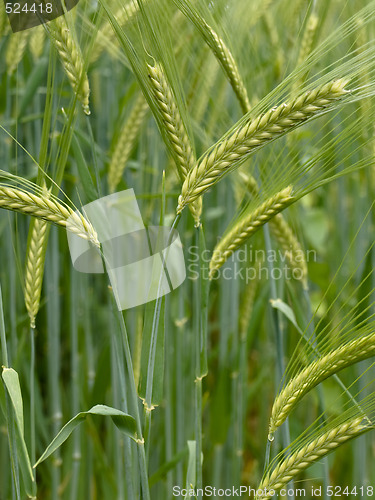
xmin=6 ymin=31 xmax=30 ymax=75
xmin=49 ymin=16 xmax=90 ymax=114
xmin=178 ymin=79 xmax=348 ymax=213
xmin=29 ymin=25 xmax=46 ymax=60
xmin=209 ymin=187 xmax=294 ymax=278
xmin=257 ymin=417 xmax=369 ymax=500
xmin=268 ymin=331 xmax=375 ymax=437
xmin=148 ymin=63 xmax=202 ymax=225
xmin=107 ymin=94 xmax=149 ymax=193
xmin=0 ymin=185 xmax=99 ymax=246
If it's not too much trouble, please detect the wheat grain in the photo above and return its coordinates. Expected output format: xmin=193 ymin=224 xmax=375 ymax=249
xmin=148 ymin=62 xmax=202 ymax=225
xmin=268 ymin=331 xmax=375 ymax=437
xmin=0 ymin=185 xmax=99 ymax=246
xmin=107 ymin=94 xmax=149 ymax=193
xmin=257 ymin=417 xmax=368 ymax=499
xmin=209 ymin=187 xmax=294 ymax=278
xmin=49 ymin=17 xmax=90 ymax=114
xmin=177 ymin=79 xmax=348 ymax=213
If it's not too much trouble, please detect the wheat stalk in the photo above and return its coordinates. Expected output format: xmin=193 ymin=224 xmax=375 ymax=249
xmin=177 ymin=79 xmax=349 ymax=213
xmin=6 ymin=31 xmax=30 ymax=75
xmin=268 ymin=331 xmax=375 ymax=437
xmin=257 ymin=417 xmax=369 ymax=500
xmin=107 ymin=94 xmax=149 ymax=193
xmin=148 ymin=62 xmax=202 ymax=225
xmin=49 ymin=17 xmax=90 ymax=115
xmin=0 ymin=185 xmax=99 ymax=246
xmin=25 ymin=217 xmax=49 ymax=329
xmin=209 ymin=187 xmax=294 ymax=277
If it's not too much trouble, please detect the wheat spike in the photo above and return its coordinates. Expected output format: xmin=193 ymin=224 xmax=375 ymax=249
xmin=177 ymin=79 xmax=349 ymax=213
xmin=25 ymin=217 xmax=49 ymax=329
xmin=0 ymin=185 xmax=99 ymax=246
xmin=6 ymin=31 xmax=30 ymax=75
xmin=148 ymin=63 xmax=202 ymax=225
xmin=29 ymin=26 xmax=46 ymax=60
xmin=257 ymin=417 xmax=369 ymax=499
xmin=268 ymin=331 xmax=375 ymax=437
xmin=209 ymin=187 xmax=294 ymax=278
xmin=108 ymin=94 xmax=149 ymax=193
xmin=49 ymin=17 xmax=90 ymax=114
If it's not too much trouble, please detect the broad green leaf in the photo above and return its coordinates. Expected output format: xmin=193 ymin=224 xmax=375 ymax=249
xmin=2 ymin=368 xmax=35 ymax=497
xmin=35 ymin=405 xmax=137 ymax=467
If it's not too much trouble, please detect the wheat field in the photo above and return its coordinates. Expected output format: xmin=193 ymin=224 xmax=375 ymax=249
xmin=0 ymin=0 xmax=375 ymax=499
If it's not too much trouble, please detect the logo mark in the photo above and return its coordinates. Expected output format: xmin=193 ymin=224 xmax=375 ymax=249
xmin=67 ymin=190 xmax=186 ymax=310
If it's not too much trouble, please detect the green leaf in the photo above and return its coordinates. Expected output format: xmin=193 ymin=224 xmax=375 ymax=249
xmin=270 ymin=298 xmax=303 ymax=335
xmin=34 ymin=405 xmax=137 ymax=467
xmin=2 ymin=368 xmax=35 ymax=497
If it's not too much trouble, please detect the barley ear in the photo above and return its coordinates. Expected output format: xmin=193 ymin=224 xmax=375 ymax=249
xmin=268 ymin=331 xmax=375 ymax=437
xmin=107 ymin=94 xmax=149 ymax=193
xmin=6 ymin=31 xmax=30 ymax=75
xmin=209 ymin=187 xmax=294 ymax=278
xmin=24 ymin=217 xmax=49 ymax=328
xmin=269 ymin=214 xmax=308 ymax=288
xmin=49 ymin=17 xmax=90 ymax=115
xmin=29 ymin=26 xmax=46 ymax=60
xmin=257 ymin=417 xmax=370 ymax=500
xmin=177 ymin=79 xmax=349 ymax=213
xmin=147 ymin=62 xmax=202 ymax=225
xmin=0 ymin=185 xmax=99 ymax=247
